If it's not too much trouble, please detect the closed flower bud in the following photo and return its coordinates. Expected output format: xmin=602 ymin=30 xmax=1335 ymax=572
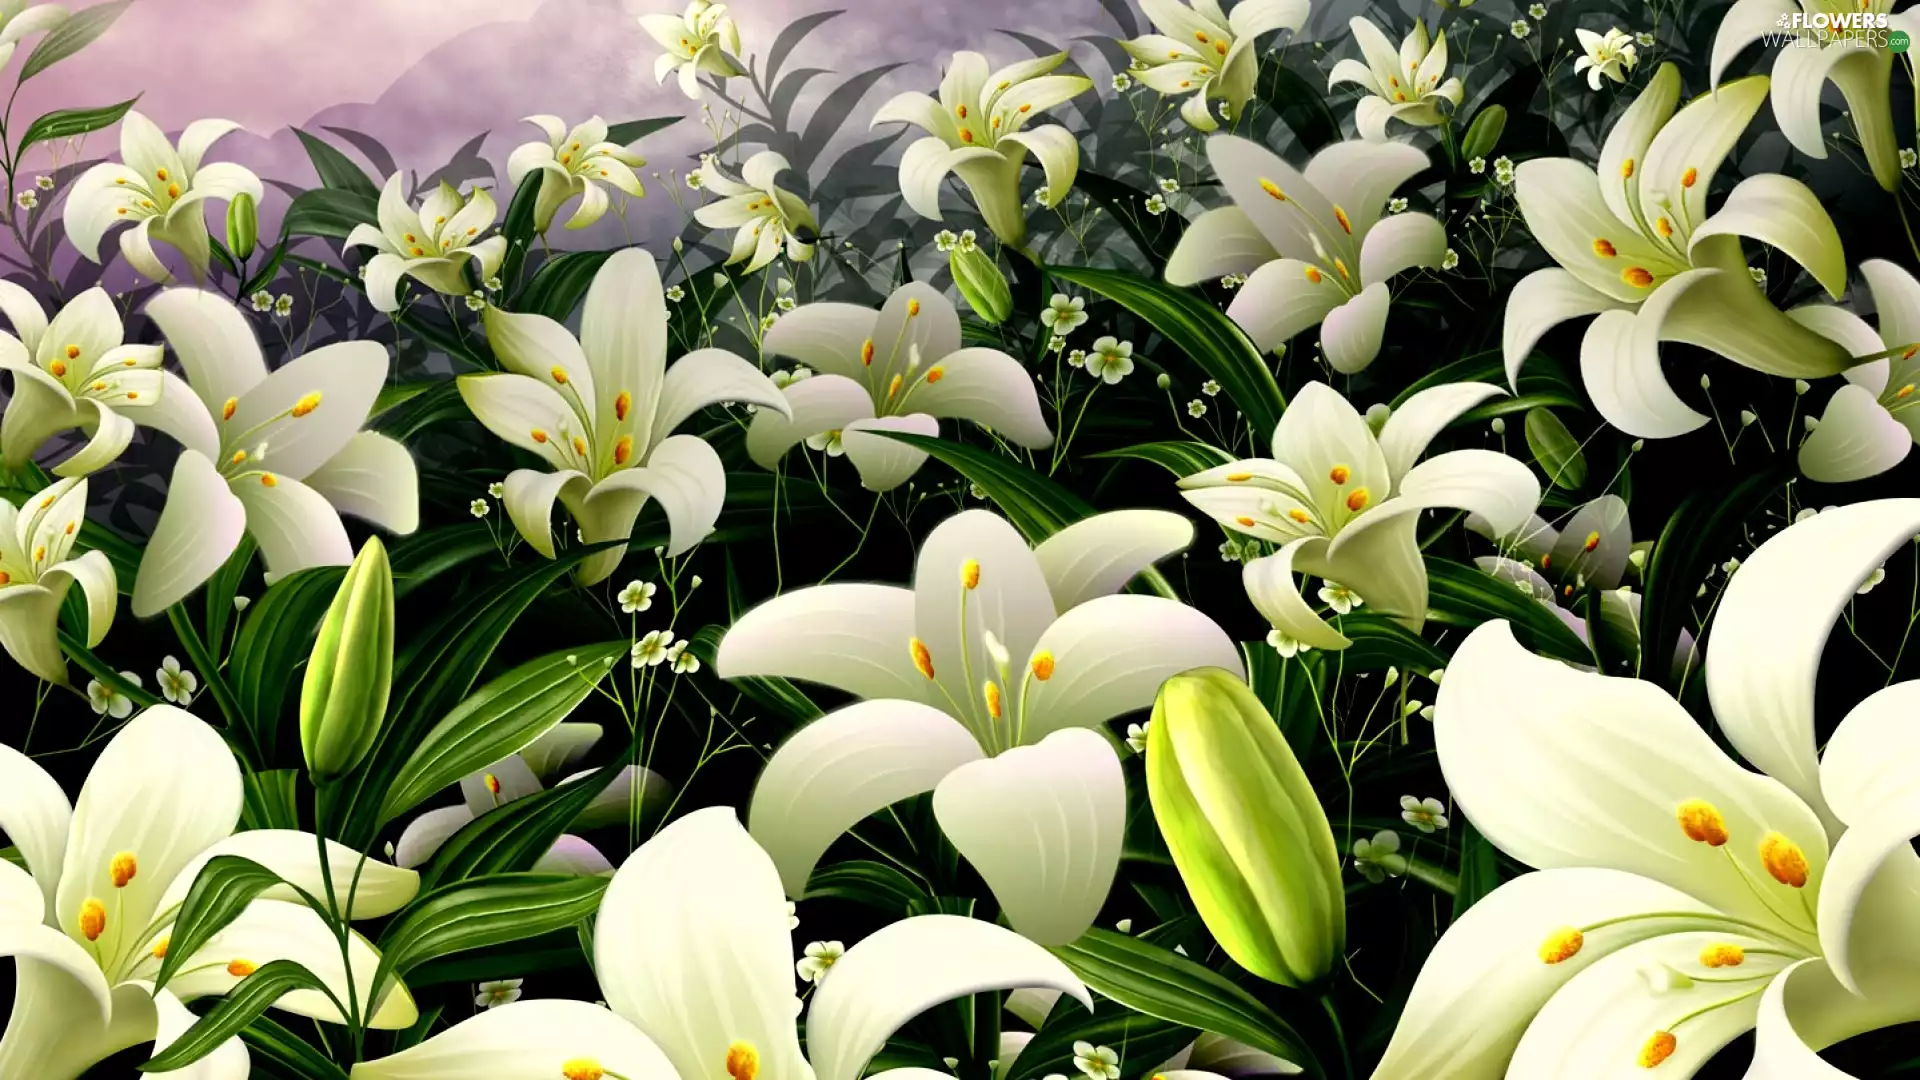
xmin=949 ymin=247 xmax=1013 ymax=325
xmin=1146 ymin=668 xmax=1344 ymax=986
xmin=226 ymin=192 xmax=258 ymax=260
xmin=300 ymin=537 xmax=395 ymax=784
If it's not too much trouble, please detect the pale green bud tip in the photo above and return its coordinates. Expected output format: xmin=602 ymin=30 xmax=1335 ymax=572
xmin=1699 ymin=373 xmax=1712 ymax=390
xmin=226 ymin=192 xmax=259 ymax=260
xmin=1490 ymin=417 xmax=1506 ymax=435
xmin=1156 ymin=373 xmax=1171 ymax=389
xmin=1365 ymin=403 xmax=1391 ymax=432
xmin=1794 ymin=379 xmax=1810 ymax=395
xmin=299 ymin=536 xmax=395 ymax=783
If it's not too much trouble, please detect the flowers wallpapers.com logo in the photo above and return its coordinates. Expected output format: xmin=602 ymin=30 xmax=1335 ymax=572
xmin=1767 ymin=10 xmax=1910 ymax=50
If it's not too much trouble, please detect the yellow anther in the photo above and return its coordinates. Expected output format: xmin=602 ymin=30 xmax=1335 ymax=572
xmin=998 ymin=80 xmax=1011 ymax=90
xmin=90 ymin=381 xmax=106 ymax=392
xmin=1898 ymin=384 xmax=1916 ymax=399
xmin=1031 ymin=651 xmax=1055 ymax=680
xmin=1235 ymin=515 xmax=1256 ymax=526
xmin=1621 ymin=158 xmax=1636 ymax=179
xmin=961 ymin=558 xmax=981 ymax=589
xmin=1699 ymin=943 xmax=1745 ymax=968
xmin=572 ymin=436 xmax=589 ymax=456
xmin=150 ymin=935 xmax=169 ymax=959
xmin=410 ymin=246 xmax=426 ymax=256
xmin=226 ymin=959 xmax=257 ymax=977
xmin=404 ymin=233 xmax=416 ymax=243
xmin=48 ymin=360 xmax=66 ymax=377
xmin=78 ymin=898 xmax=106 ymax=941
xmin=887 ymin=373 xmax=902 ymax=398
xmin=1329 ymin=464 xmax=1351 ymax=484
xmin=1593 ymin=238 xmax=1617 ymax=258
xmin=485 ymin=773 xmax=501 ymax=795
xmin=1019 ymin=103 xmax=1033 ymax=113
xmin=959 ymin=128 xmax=974 ymax=143
xmin=222 ymin=397 xmax=238 ymax=420
xmin=1333 ymin=206 xmax=1352 ymax=234
xmin=614 ymin=435 xmax=634 ymax=465
xmin=1287 ymin=508 xmax=1312 ymax=523
xmin=956 ymin=104 xmax=969 ymax=119
xmin=1194 ymin=30 xmax=1209 ymax=42
xmin=1540 ymin=553 xmax=1552 ymax=570
xmin=1583 ymin=531 xmax=1601 ymax=552
xmin=32 ymin=545 xmax=44 ymax=562
xmin=1226 ymin=472 xmax=1253 ymax=481
xmin=861 ymin=338 xmax=876 ymax=365
xmin=559 ymin=153 xmax=572 ymax=166
xmin=1333 ymin=257 xmax=1351 ymax=280
xmin=0 ymin=571 xmax=10 ymax=584
xmin=1655 ymin=217 xmax=1673 ymax=237
xmin=910 ymin=636 xmax=935 ymax=679
xmin=1304 ymin=266 xmax=1323 ymax=284
xmin=550 ymin=366 xmax=570 ymax=384
xmin=1214 ymin=39 xmax=1228 ymax=55
xmin=109 ymin=851 xmax=137 ymax=888
xmin=64 ymin=343 xmax=79 ymax=359
xmin=529 ymin=427 xmax=549 ymax=442
xmin=992 ymin=116 xmax=1002 ymax=130
xmin=229 ymin=449 xmax=249 ymax=467
xmin=726 ymin=1041 xmax=760 ymax=1080
xmin=1538 ymin=927 xmax=1584 ymax=964
xmin=260 ymin=473 xmax=278 ymax=488
xmin=1676 ymin=799 xmax=1729 ymax=846
xmin=1638 ymin=1031 xmax=1677 ymax=1068
xmin=155 ymin=168 xmax=169 ymax=182
xmin=291 ymin=392 xmax=322 ymax=418
xmin=1681 ymin=167 xmax=1698 ymax=188
xmin=1759 ymin=832 xmax=1809 ymax=887
xmin=1345 ymin=488 xmax=1371 ymax=512
xmin=435 ymin=215 xmax=446 ymax=224
xmin=908 ymin=298 xmax=922 ymax=316
xmin=563 ymin=1061 xmax=606 ymax=1080
xmin=167 ymin=183 xmax=181 ymax=199
xmin=1622 ymin=267 xmax=1655 ymax=288
xmin=1259 ymin=178 xmax=1287 ymax=201
xmin=983 ymin=679 xmax=1003 ymax=719
xmin=1393 ymin=91 xmax=1408 ymax=102
xmin=926 ymin=365 xmax=946 ymax=383
xmin=614 ymin=390 xmax=632 ymax=420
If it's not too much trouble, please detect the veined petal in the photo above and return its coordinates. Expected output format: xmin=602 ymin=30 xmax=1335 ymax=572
xmin=1019 ymin=594 xmax=1243 ymax=742
xmin=1708 ymin=500 xmax=1920 ymax=839
xmin=1579 ymin=305 xmax=1710 ymax=441
xmin=1513 ymin=158 xmax=1684 ymax=302
xmin=1376 ymin=382 xmax=1505 ymax=483
xmin=1710 ymin=0 xmax=1799 ymax=88
xmin=808 ymin=912 xmax=1091 ymax=1080
xmin=762 ymin=303 xmax=880 ymax=381
xmin=231 ymin=472 xmax=352 ymax=585
xmin=595 ymin=807 xmax=811 ymax=1080
xmin=1436 ymin=622 xmax=1829 ymax=940
xmin=913 ymin=508 xmax=1059 ymax=716
xmin=159 ymin=899 xmax=418 ymax=1029
xmin=42 ymin=549 xmax=115 ymax=649
xmin=905 ymin=347 xmax=1051 ymax=448
xmin=716 ymin=581 xmax=926 ymax=702
xmin=1746 ymin=958 xmax=1920 ymax=1078
xmin=932 ymin=729 xmax=1124 ymax=945
xmin=897 ymin=138 xmax=999 ymax=222
xmin=871 ymin=91 xmax=956 ymax=140
xmin=567 ymin=764 xmax=673 ymax=833
xmin=744 ymin=373 xmax=876 ymax=471
xmin=1768 ymin=38 xmax=1856 ymax=164
xmin=0 ymin=962 xmax=156 ymax=1080
xmin=1862 ymin=258 xmax=1920 ymax=353
xmin=0 ymin=279 xmax=48 ymax=352
xmin=1320 ymin=282 xmax=1390 ymax=374
xmin=481 ymin=305 xmax=596 ymax=420
xmin=1358 ymin=212 xmax=1445 ymax=287
xmin=0 ymin=581 xmax=75 ymax=685
xmin=132 ymin=449 xmax=248 ymax=617
xmin=1327 ymin=57 xmax=1380 ymax=94
xmin=303 ymin=430 xmax=420 ymax=535
xmin=455 ymin=373 xmax=578 ymax=470
xmin=842 ymin=414 xmax=939 ymax=492
xmin=228 ymin=340 xmax=388 ymax=480
xmin=142 ymin=287 xmax=269 ymax=420
xmin=1000 ymin=126 xmax=1078 ymax=210
xmin=1301 ymin=138 xmax=1429 ymax=242
xmin=347 ymin=998 xmax=679 ymax=1080
xmin=500 ymin=467 xmax=590 ymax=559
xmin=1640 ymin=75 xmax=1769 ymax=242
xmin=149 ymin=984 xmax=251 ymax=1079
xmin=1033 ymin=509 xmax=1193 ymax=611
xmin=1798 ymin=385 xmax=1911 ymax=482
xmin=1813 ymin=688 xmax=1920 ymax=992
xmin=393 ymin=806 xmax=471 ymax=870
xmin=600 ymin=431 xmax=726 ymax=558
xmin=1271 ymin=381 xmax=1391 ymax=526
xmin=1664 ymin=239 xmax=1852 ymax=379
xmin=0 ymin=912 xmax=112 ymax=1022
xmin=1204 ymin=135 xmax=1341 ymax=263
xmin=49 ymin=399 xmax=137 ymax=478
xmin=1545 ymin=495 xmax=1634 ymax=591
xmin=1502 ymin=268 xmax=1631 ymax=389
xmin=1225 ymin=258 xmax=1344 ymax=355
xmin=1692 ymin=175 xmax=1846 ymax=299
xmin=654 ymin=346 xmax=790 ymax=437
xmin=0 ymin=739 xmax=70 ymax=910
xmin=1164 ymin=207 xmax=1279 ymax=286
xmin=155 ymin=830 xmax=419 ymax=921
xmin=1243 ymin=539 xmax=1350 ymax=650
xmin=750 ymin=699 xmax=982 ymax=896
xmin=1597 ymin=62 xmax=1680 ymax=231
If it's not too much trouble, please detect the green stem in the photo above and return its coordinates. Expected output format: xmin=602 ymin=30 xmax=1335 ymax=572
xmin=166 ymin=604 xmax=256 ymax=761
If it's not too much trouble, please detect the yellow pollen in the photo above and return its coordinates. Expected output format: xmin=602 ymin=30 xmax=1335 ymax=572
xmin=961 ymin=558 xmax=981 ymax=589
xmin=1540 ymin=553 xmax=1552 ymax=570
xmin=560 ymin=153 xmax=573 ymax=165
xmin=1194 ymin=30 xmax=1209 ymax=42
xmin=1394 ymin=91 xmax=1407 ymax=102
xmin=1538 ymin=927 xmax=1584 ymax=964
xmin=123 ymin=358 xmax=137 ymax=366
xmin=959 ymin=128 xmax=974 ymax=143
xmin=150 ymin=936 xmax=169 ymax=959
xmin=90 ymin=381 xmax=105 ymax=392
xmin=1759 ymin=832 xmax=1809 ymax=887
xmin=1639 ymin=1031 xmax=1677 ymax=1068
xmin=1656 ymin=217 xmax=1673 ymax=237
xmin=572 ymin=436 xmax=589 ymax=456
xmin=1333 ymin=206 xmax=1352 ymax=234
xmin=260 ymin=473 xmax=278 ymax=488
xmin=404 ymin=233 xmax=416 ymax=243
xmin=230 ymin=450 xmax=247 ymax=466
xmin=1333 ymin=257 xmax=1351 ymax=280
xmin=887 ymin=373 xmax=903 ymax=398
xmin=78 ymin=898 xmax=106 ymax=941
xmin=563 ymin=1061 xmax=606 ymax=1080
xmin=910 ymin=637 xmax=935 ymax=679
xmin=1898 ymin=384 xmax=1916 ymax=399
xmin=614 ymin=435 xmax=634 ymax=465
xmin=49 ymin=360 xmax=66 ymax=377
xmin=1681 ymin=167 xmax=1698 ymax=188
xmin=1389 ymin=76 xmax=1400 ymax=87
xmin=551 ymin=366 xmax=570 ymax=384
xmin=226 ymin=959 xmax=257 ymax=977
xmin=1699 ymin=943 xmax=1745 ymax=968
xmin=983 ymin=679 xmax=1003 ymax=719
xmin=1019 ymin=103 xmax=1032 ymax=113
xmin=992 ymin=116 xmax=1002 ymax=130
xmin=435 ymin=215 xmax=446 ymax=224
xmin=222 ymin=397 xmax=238 ymax=420
xmin=1259 ymin=178 xmax=1287 ymax=201
xmin=926 ymin=365 xmax=945 ymax=383
xmin=1906 ymin=346 xmax=1918 ymax=360
xmin=1226 ymin=472 xmax=1253 ymax=481
xmin=1622 ymin=158 xmax=1636 ymax=179
xmin=485 ymin=773 xmax=500 ymax=795
xmin=1623 ymin=267 xmax=1655 ymax=288
xmin=1592 ymin=238 xmax=1617 ymax=258
xmin=1304 ymin=266 xmax=1323 ymax=284
xmin=167 ymin=183 xmax=180 ymax=199
xmin=998 ymin=80 xmax=1011 ymax=90
xmin=615 ymin=390 xmax=632 ymax=420
xmin=1584 ymin=531 xmax=1601 ymax=552
xmin=1235 ymin=515 xmax=1256 ymax=526
xmin=726 ymin=1041 xmax=760 ymax=1080
xmin=155 ymin=167 xmax=168 ymax=182
xmin=1677 ymin=799 xmax=1729 ymax=846
xmin=907 ymin=299 xmax=922 ymax=317
xmin=0 ymin=571 xmax=9 ymax=584
xmin=957 ymin=104 xmax=968 ymax=119
xmin=1345 ymin=488 xmax=1371 ymax=512
xmin=861 ymin=338 xmax=876 ymax=365
xmin=32 ymin=545 xmax=44 ymax=562
xmin=1031 ymin=651 xmax=1055 ymax=680
xmin=115 ymin=207 xmax=127 ymax=215
xmin=410 ymin=246 xmax=426 ymax=257
xmin=531 ymin=428 xmax=549 ymax=443
xmin=1214 ymin=39 xmax=1228 ymax=55
xmin=1329 ymin=464 xmax=1351 ymax=484
xmin=1288 ymin=508 xmax=1311 ymax=523
xmin=109 ymin=851 xmax=137 ymax=888
xmin=291 ymin=392 xmax=322 ymax=418
xmin=64 ymin=344 xmax=79 ymax=359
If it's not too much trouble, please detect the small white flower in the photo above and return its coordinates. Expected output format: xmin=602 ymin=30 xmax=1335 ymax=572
xmin=1749 ymin=265 xmax=1768 ymax=287
xmin=1040 ymin=294 xmax=1088 ymax=334
xmin=469 ymin=498 xmax=490 ymax=518
xmin=776 ymin=295 xmax=797 ymax=312
xmin=1157 ymin=177 xmax=1179 ymax=194
xmin=759 ymin=312 xmax=779 ymax=332
xmin=1112 ymin=72 xmax=1133 ymax=91
xmin=475 ymin=979 xmax=523 ymax=1009
xmin=1219 ymin=538 xmax=1247 ymax=563
xmin=465 ymin=292 xmax=487 ymax=311
xmin=1904 ymin=148 xmax=1919 ymax=171
xmin=668 ymin=639 xmax=702 ymax=674
xmin=488 ymin=481 xmax=506 ymax=499
xmin=1085 ymin=336 xmax=1135 ymax=384
xmin=485 ymin=275 xmax=503 ymax=292
xmin=274 ymin=294 xmax=294 ymax=317
xmin=666 ymin=284 xmax=686 ymax=303
xmin=1144 ymin=194 xmax=1167 ymax=216
xmin=1200 ymin=379 xmax=1221 ymax=397
xmin=1510 ymin=19 xmax=1532 ymax=38
xmin=1468 ymin=156 xmax=1487 ymax=174
xmin=805 ymin=428 xmax=845 ymax=456
xmin=1400 ymin=795 xmax=1450 ymax=833
xmin=796 ymin=940 xmax=845 ymax=984
xmin=1046 ymin=333 xmax=1068 ymax=354
xmin=934 ymin=229 xmax=959 ymax=252
xmin=1318 ymin=582 xmax=1363 ymax=614
xmin=956 ymin=229 xmax=978 ymax=254
xmin=1066 ymin=349 xmax=1087 ymax=368
xmin=233 ymin=595 xmax=251 ymax=613
xmin=1635 ymin=31 xmax=1656 ymax=48
xmin=1528 ymin=3 xmax=1546 ymax=17
xmin=1493 ymin=156 xmax=1516 ymax=185
xmin=686 ymin=169 xmax=704 ymax=190
xmin=156 ymin=656 xmax=197 ymax=705
xmin=1187 ymin=399 xmax=1207 ymax=418
xmin=249 ymin=290 xmax=274 ymax=312
xmin=87 ymin=673 xmax=141 ymax=719
xmin=1219 ymin=273 xmax=1245 ymax=290
xmin=1114 ymin=918 xmax=1134 ymax=934
xmin=1072 ymin=1041 xmax=1121 ymax=1080
xmin=1267 ymin=627 xmax=1313 ymax=658
xmin=14 ymin=190 xmax=35 ymax=210
xmin=787 ymin=900 xmax=799 ymax=929
xmin=1125 ymin=721 xmax=1149 ymax=754
xmin=771 ymin=366 xmax=814 ymax=389
xmin=631 ymin=629 xmax=675 ymax=667
xmin=33 ymin=175 xmax=52 ymax=190
xmin=1441 ymin=248 xmax=1460 ymax=270
xmin=1351 ymin=830 xmax=1407 ymax=883
xmin=1387 ymin=197 xmax=1408 ymax=213
xmin=618 ymin=580 xmax=658 ymax=613
xmin=1859 ymin=567 xmax=1888 ymax=595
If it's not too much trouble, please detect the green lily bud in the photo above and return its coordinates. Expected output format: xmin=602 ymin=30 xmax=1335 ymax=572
xmin=949 ymin=246 xmax=1012 ymax=325
xmin=301 ymin=536 xmax=394 ymax=784
xmin=1146 ymin=667 xmax=1344 ymax=986
xmin=1462 ymin=105 xmax=1507 ymax=163
xmin=226 ymin=192 xmax=258 ymax=261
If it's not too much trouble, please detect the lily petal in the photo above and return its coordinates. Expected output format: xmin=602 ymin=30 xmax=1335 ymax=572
xmin=841 ymin=414 xmax=940 ymax=492
xmin=716 ymin=581 xmax=925 ymax=702
xmin=132 ymin=448 xmax=248 ymax=617
xmin=1164 ymin=207 xmax=1279 ymax=286
xmin=1320 ymin=282 xmax=1391 ymax=374
xmin=1376 ymin=382 xmax=1505 ymax=483
xmin=1798 ymin=385 xmax=1911 ymax=482
xmin=303 ymin=430 xmax=420 ymax=535
xmin=1019 ymin=594 xmax=1244 ymax=742
xmin=1578 ymin=305 xmax=1710 ymax=441
xmin=230 ymin=472 xmax=353 ymax=585
xmin=347 ymin=998 xmax=679 ymax=1080
xmin=1033 ymin=509 xmax=1194 ymax=610
xmin=744 ymin=373 xmax=876 ymax=471
xmin=1224 ymin=258 xmax=1344 ymax=355
xmin=1502 ymin=268 xmax=1630 ymax=389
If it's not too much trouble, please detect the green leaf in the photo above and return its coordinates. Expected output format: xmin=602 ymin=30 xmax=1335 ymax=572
xmin=371 ymin=379 xmax=470 ymax=440
xmin=288 ymin=255 xmax=488 ymax=369
xmin=142 ymin=960 xmax=331 ymax=1072
xmin=19 ymin=0 xmax=129 ymax=83
xmin=1452 ymin=820 xmax=1501 ymax=920
xmin=204 ymin=535 xmax=257 ymax=658
xmin=1424 ymin=558 xmax=1593 ymax=665
xmin=284 ymin=189 xmax=379 ymax=240
xmin=1524 ymin=407 xmax=1587 ymax=489
xmin=16 ymin=96 xmax=139 ymax=158
xmin=240 ymin=770 xmax=302 ymax=831
xmin=371 ymin=381 xmax=439 ymax=418
xmin=59 ymin=631 xmax=162 ymax=709
xmin=294 ymin=128 xmax=381 ymax=199
xmin=228 ymin=566 xmax=348 ymax=760
xmin=1049 ymin=928 xmax=1323 ymax=1078
xmin=238 ymin=1014 xmax=350 ymax=1080
xmin=1007 ymin=998 xmax=1194 ymax=1080
xmin=802 ymin=860 xmax=932 ymax=917
xmin=1337 ymin=612 xmax=1448 ymax=671
xmin=1461 ymin=104 xmax=1508 ymax=163
xmin=511 ymin=250 xmax=614 ymax=319
xmin=404 ymin=927 xmax=586 ymax=988
xmin=605 ymin=115 xmax=683 ymax=147
xmin=152 ymin=856 xmax=286 ymax=994
xmin=387 ymin=521 xmax=498 ymax=600
xmin=240 ymin=232 xmax=292 ymax=296
xmin=1255 ymin=59 xmax=1339 ymax=152
xmin=495 ymin=169 xmax=543 ymax=291
xmin=419 ymin=761 xmax=622 ymax=888
xmin=1050 ymin=266 xmax=1287 ymax=437
xmin=1090 ymin=440 xmax=1234 ymax=477
xmin=380 ymin=641 xmax=625 ymax=823
xmin=1072 ymin=169 xmax=1182 ymax=264
xmin=372 ymin=874 xmax=607 ymax=1007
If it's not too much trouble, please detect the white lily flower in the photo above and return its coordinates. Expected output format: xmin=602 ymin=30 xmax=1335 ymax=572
xmin=638 ymin=0 xmax=744 ymax=100
xmin=1120 ymin=0 xmax=1308 ymax=132
xmin=392 ymin=725 xmax=658 ymax=877
xmin=506 ymin=115 xmax=647 ymax=233
xmin=343 ymin=173 xmax=507 ymax=314
xmin=1797 ymin=259 xmax=1920 ymax=482
xmin=349 ymin=807 xmax=1092 ymax=1080
xmin=63 ymin=111 xmax=262 ymax=284
xmin=0 ymin=0 xmax=66 ymax=69
xmin=693 ymin=151 xmax=818 ymax=273
xmin=1327 ymin=17 xmax=1464 ymax=141
xmin=128 ymin=289 xmax=419 ymax=617
xmin=1502 ymin=63 xmax=1852 ymax=438
xmin=1165 ymin=135 xmax=1446 ymax=373
xmin=1377 ymin=499 xmax=1920 ymax=1078
xmin=871 ymin=50 xmax=1093 ymax=247
xmin=1180 ymin=381 xmax=1540 ymax=650
xmin=458 ymin=249 xmax=788 ymax=584
xmin=0 ymin=478 xmax=118 ymax=686
xmin=0 ymin=706 xmax=422 ymax=1080
xmin=715 ymin=507 xmax=1243 ymax=945
xmin=746 ymin=282 xmax=1052 ymax=492
xmin=0 ymin=285 xmax=165 ymax=477
xmin=1573 ymin=27 xmax=1639 ymax=90
xmin=1712 ymin=0 xmax=1916 ymax=191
